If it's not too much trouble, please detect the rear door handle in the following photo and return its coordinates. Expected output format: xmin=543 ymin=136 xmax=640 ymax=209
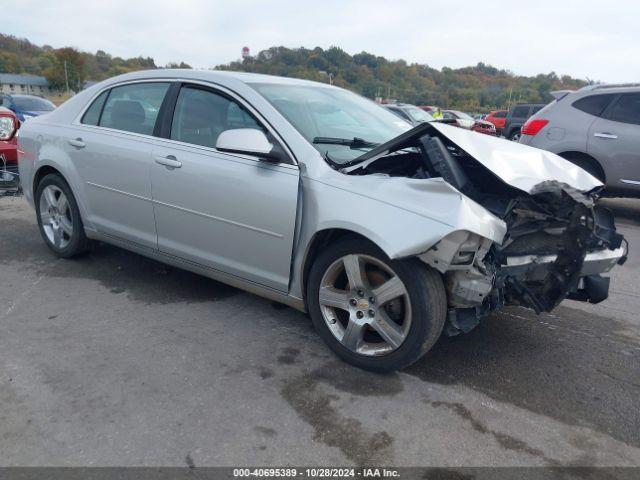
xmin=154 ymin=155 xmax=182 ymax=169
xmin=594 ymin=132 xmax=618 ymax=139
xmin=68 ymin=138 xmax=86 ymax=148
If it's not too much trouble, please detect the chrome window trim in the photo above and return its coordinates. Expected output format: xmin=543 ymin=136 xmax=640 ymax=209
xmin=72 ymin=77 xmax=298 ymax=166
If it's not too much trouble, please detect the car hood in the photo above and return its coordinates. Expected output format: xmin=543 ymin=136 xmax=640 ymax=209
xmin=431 ymin=123 xmax=601 ymax=192
xmin=351 ymin=122 xmax=602 ymax=194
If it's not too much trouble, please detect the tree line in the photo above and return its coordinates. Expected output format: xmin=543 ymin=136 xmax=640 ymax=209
xmin=0 ymin=33 xmax=190 ymax=91
xmin=217 ymin=46 xmax=589 ymax=111
xmin=0 ymin=34 xmax=589 ymax=111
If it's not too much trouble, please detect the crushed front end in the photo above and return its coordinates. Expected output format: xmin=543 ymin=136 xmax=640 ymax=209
xmin=422 ymin=182 xmax=626 ymax=335
xmin=342 ymin=122 xmax=627 ymax=335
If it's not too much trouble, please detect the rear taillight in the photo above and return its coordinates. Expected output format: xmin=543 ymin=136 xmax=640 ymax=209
xmin=522 ymin=119 xmax=549 ymax=136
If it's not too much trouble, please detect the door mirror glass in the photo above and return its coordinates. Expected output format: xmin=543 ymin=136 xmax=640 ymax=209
xmin=216 ymin=128 xmax=283 ymax=162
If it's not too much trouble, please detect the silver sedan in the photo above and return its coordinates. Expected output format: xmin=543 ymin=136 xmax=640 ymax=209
xmin=18 ymin=70 xmax=626 ymax=371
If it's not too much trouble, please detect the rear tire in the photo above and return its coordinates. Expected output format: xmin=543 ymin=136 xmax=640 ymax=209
xmin=307 ymin=237 xmax=447 ymax=372
xmin=35 ymin=173 xmax=90 ymax=258
xmin=508 ymin=129 xmax=521 ymax=142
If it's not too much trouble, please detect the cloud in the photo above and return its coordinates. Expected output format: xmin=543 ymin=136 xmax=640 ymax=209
xmin=3 ymin=0 xmax=639 ymax=82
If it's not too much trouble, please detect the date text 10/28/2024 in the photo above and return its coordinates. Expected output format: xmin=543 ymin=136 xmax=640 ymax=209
xmin=233 ymin=468 xmax=400 ymax=478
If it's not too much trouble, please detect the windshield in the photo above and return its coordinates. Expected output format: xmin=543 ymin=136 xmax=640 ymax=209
xmin=404 ymin=106 xmax=434 ymax=122
xmin=13 ymin=96 xmax=55 ymax=112
xmin=250 ymin=83 xmax=410 ymax=164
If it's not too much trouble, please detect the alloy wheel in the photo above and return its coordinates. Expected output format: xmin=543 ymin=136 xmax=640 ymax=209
xmin=318 ymin=254 xmax=412 ymax=356
xmin=39 ymin=185 xmax=73 ymax=249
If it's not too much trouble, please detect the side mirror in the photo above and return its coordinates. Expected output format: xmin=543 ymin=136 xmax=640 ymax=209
xmin=216 ymin=128 xmax=286 ymax=163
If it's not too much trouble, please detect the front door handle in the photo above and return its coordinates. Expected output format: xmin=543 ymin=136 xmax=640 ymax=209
xmin=154 ymin=155 xmax=182 ymax=169
xmin=68 ymin=138 xmax=86 ymax=148
xmin=594 ymin=132 xmax=618 ymax=139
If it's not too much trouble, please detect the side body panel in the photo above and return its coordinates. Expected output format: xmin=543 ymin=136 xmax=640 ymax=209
xmin=588 ymin=115 xmax=640 ymax=193
xmin=150 ymin=140 xmax=300 ymax=291
xmin=65 ymin=125 xmax=157 ymax=248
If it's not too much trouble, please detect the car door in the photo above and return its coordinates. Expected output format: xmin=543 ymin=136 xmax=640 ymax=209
xmin=149 ymin=83 xmax=299 ymax=291
xmin=68 ymin=81 xmax=171 ymax=249
xmin=588 ymin=92 xmax=640 ymax=192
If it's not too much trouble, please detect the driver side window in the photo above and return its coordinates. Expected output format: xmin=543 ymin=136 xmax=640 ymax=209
xmin=170 ymin=86 xmax=261 ymax=149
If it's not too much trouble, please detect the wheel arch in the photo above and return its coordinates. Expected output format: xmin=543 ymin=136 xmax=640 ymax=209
xmin=300 ymin=228 xmax=380 ymax=306
xmin=557 ymin=151 xmax=606 ymax=183
xmin=32 ymin=161 xmax=93 ymax=229
xmin=33 ymin=164 xmax=67 ymax=196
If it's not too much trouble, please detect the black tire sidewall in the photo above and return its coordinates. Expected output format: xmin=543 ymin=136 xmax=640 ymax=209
xmin=35 ymin=174 xmax=87 ymax=258
xmin=307 ymin=238 xmax=447 ymax=372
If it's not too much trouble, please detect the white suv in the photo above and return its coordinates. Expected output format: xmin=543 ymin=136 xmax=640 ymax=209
xmin=519 ymin=84 xmax=640 ymax=196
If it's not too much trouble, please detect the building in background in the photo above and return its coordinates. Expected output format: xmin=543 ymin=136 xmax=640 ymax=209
xmin=0 ymin=74 xmax=50 ymax=96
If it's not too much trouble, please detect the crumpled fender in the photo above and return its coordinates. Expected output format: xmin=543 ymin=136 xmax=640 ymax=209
xmin=289 ymin=171 xmax=507 ymax=299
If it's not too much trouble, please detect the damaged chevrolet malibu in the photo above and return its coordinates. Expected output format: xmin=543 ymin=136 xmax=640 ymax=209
xmin=18 ymin=70 xmax=628 ymax=371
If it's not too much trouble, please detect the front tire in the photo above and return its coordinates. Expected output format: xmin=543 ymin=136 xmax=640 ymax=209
xmin=35 ymin=173 xmax=90 ymax=258
xmin=307 ymin=238 xmax=447 ymax=372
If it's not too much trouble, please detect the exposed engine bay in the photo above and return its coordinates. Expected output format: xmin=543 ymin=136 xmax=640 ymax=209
xmin=340 ymin=123 xmax=628 ymax=335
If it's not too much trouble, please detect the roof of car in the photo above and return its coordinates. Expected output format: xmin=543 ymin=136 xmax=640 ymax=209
xmin=101 ymin=69 xmax=332 ymax=89
xmin=579 ymin=83 xmax=640 ymax=94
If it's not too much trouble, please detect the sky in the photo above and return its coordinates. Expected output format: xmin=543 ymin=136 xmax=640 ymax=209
xmin=4 ymin=0 xmax=639 ymax=83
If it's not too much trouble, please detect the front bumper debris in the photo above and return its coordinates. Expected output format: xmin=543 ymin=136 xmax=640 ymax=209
xmin=0 ymin=155 xmax=21 ymax=196
xmin=503 ymin=247 xmax=625 ymax=278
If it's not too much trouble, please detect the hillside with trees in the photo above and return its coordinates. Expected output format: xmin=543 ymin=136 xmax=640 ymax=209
xmin=0 ymin=34 xmax=187 ymax=91
xmin=217 ymin=46 xmax=589 ymax=111
xmin=0 ymin=34 xmax=588 ymax=110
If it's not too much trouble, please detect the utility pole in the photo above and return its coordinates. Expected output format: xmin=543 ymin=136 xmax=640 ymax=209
xmin=64 ymin=60 xmax=69 ymax=93
xmin=318 ymin=71 xmax=333 ymax=86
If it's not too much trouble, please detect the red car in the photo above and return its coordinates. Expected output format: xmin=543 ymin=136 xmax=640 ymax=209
xmin=485 ymin=110 xmax=508 ymax=135
xmin=0 ymin=107 xmax=19 ymax=165
xmin=0 ymin=107 xmax=20 ymax=191
xmin=471 ymin=120 xmax=497 ymax=136
xmin=443 ymin=110 xmax=497 ymax=136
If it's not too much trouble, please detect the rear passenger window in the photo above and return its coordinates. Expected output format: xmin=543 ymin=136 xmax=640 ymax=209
xmin=572 ymin=94 xmax=615 ymax=117
xmin=511 ymin=106 xmax=530 ymax=118
xmin=81 ymin=90 xmax=108 ymax=125
xmin=99 ymin=82 xmax=169 ymax=135
xmin=609 ymin=93 xmax=640 ymax=125
xmin=494 ymin=111 xmax=506 ymax=118
xmin=170 ymin=86 xmax=261 ymax=149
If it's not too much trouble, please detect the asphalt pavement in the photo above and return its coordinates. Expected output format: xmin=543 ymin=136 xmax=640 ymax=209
xmin=1 ymin=196 xmax=639 ymax=467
